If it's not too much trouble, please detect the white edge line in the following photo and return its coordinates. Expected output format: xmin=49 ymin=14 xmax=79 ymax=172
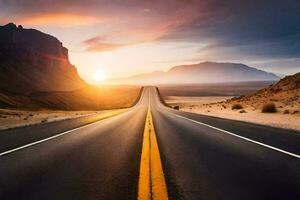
xmin=173 ymin=113 xmax=300 ymax=159
xmin=0 ymin=111 xmax=129 ymax=157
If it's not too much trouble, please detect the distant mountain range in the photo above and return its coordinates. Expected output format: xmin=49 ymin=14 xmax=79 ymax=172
xmin=111 ymin=62 xmax=280 ymax=85
xmin=0 ymin=23 xmax=86 ymax=94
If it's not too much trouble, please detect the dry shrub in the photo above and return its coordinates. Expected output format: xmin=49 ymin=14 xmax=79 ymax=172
xmin=262 ymin=103 xmax=277 ymax=113
xmin=292 ymin=110 xmax=299 ymax=114
xmin=41 ymin=118 xmax=48 ymax=123
xmin=173 ymin=105 xmax=180 ymax=110
xmin=232 ymin=104 xmax=243 ymax=110
xmin=239 ymin=109 xmax=247 ymax=113
xmin=283 ymin=109 xmax=290 ymax=114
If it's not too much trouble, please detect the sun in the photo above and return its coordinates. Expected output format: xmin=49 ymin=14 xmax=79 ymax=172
xmin=93 ymin=70 xmax=107 ymax=82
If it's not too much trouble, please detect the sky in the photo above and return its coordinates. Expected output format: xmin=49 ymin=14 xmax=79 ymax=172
xmin=0 ymin=0 xmax=300 ymax=83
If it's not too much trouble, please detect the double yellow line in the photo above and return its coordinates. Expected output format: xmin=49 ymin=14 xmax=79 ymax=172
xmin=138 ymin=104 xmax=169 ymax=200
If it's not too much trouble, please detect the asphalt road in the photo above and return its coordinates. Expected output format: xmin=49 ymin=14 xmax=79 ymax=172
xmin=0 ymin=86 xmax=299 ymax=200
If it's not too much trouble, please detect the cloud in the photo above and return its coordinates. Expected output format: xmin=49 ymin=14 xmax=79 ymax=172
xmin=16 ymin=13 xmax=101 ymax=27
xmin=0 ymin=17 xmax=6 ymax=24
xmin=85 ymin=42 xmax=127 ymax=52
xmin=81 ymin=1 xmax=201 ymax=52
xmin=159 ymin=0 xmax=300 ymax=61
xmin=2 ymin=0 xmax=203 ymax=52
xmin=1 ymin=0 xmax=300 ymax=69
xmin=83 ymin=36 xmax=129 ymax=52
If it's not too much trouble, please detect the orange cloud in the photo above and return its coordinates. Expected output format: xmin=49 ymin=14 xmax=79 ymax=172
xmin=82 ymin=3 xmax=201 ymax=52
xmin=85 ymin=42 xmax=128 ymax=52
xmin=83 ymin=35 xmax=139 ymax=52
xmin=82 ymin=17 xmax=194 ymax=52
xmin=18 ymin=13 xmax=101 ymax=27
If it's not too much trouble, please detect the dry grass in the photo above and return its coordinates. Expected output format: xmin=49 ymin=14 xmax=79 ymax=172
xmin=86 ymin=85 xmax=141 ymax=110
xmin=0 ymin=85 xmax=141 ymax=110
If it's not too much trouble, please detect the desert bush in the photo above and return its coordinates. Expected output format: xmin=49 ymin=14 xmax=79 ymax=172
xmin=41 ymin=118 xmax=48 ymax=123
xmin=261 ymin=103 xmax=277 ymax=113
xmin=173 ymin=105 xmax=180 ymax=110
xmin=292 ymin=110 xmax=299 ymax=114
xmin=232 ymin=104 xmax=243 ymax=110
xmin=283 ymin=109 xmax=289 ymax=114
xmin=239 ymin=109 xmax=247 ymax=113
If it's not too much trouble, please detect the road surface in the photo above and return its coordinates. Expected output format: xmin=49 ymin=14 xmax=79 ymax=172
xmin=0 ymin=86 xmax=299 ymax=200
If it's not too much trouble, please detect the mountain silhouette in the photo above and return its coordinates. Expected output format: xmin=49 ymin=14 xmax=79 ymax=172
xmin=0 ymin=23 xmax=86 ymax=94
xmin=112 ymin=62 xmax=279 ymax=85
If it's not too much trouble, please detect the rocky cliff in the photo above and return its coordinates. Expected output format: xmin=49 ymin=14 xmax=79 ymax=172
xmin=0 ymin=23 xmax=86 ymax=94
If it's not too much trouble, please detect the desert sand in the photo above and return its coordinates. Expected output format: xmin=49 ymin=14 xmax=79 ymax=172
xmin=165 ymin=96 xmax=300 ymax=131
xmin=165 ymin=96 xmax=234 ymax=106
xmin=0 ymin=108 xmax=126 ymax=130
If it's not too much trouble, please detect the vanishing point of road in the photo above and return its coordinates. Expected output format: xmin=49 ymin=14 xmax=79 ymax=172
xmin=0 ymin=87 xmax=299 ymax=200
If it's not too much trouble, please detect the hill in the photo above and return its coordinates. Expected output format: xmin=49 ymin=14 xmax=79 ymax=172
xmin=112 ymin=62 xmax=279 ymax=85
xmin=228 ymin=72 xmax=300 ymax=110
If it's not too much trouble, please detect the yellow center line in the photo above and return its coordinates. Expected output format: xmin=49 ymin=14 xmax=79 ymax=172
xmin=138 ymin=103 xmax=169 ymax=200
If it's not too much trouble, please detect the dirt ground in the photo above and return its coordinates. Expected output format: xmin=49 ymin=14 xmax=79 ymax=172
xmin=165 ymin=96 xmax=300 ymax=132
xmin=0 ymin=108 xmax=126 ymax=130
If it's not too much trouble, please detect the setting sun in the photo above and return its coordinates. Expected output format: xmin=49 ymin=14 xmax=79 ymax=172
xmin=93 ymin=70 xmax=107 ymax=82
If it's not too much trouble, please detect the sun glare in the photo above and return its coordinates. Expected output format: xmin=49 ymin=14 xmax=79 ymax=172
xmin=93 ymin=70 xmax=107 ymax=82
